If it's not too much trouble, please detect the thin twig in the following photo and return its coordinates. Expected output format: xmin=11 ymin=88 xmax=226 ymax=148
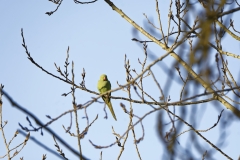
xmin=71 ymin=61 xmax=83 ymax=160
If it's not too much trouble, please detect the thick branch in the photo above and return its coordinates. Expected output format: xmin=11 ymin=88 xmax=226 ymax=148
xmin=104 ymin=0 xmax=240 ymax=118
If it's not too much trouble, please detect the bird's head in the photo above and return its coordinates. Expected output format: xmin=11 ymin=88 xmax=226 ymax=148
xmin=100 ymin=74 xmax=108 ymax=81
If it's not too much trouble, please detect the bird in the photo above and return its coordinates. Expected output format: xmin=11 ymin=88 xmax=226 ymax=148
xmin=97 ymin=74 xmax=117 ymax=121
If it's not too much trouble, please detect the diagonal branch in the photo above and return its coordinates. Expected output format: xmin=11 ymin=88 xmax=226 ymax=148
xmin=104 ymin=0 xmax=240 ymax=118
xmin=2 ymin=90 xmax=89 ymax=160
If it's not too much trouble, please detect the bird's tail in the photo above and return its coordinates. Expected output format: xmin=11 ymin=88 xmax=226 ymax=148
xmin=106 ymin=101 xmax=117 ymax=121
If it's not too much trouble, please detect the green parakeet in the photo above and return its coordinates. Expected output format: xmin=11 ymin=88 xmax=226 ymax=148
xmin=97 ymin=74 xmax=117 ymax=121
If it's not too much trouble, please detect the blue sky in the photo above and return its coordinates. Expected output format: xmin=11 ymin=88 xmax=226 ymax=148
xmin=1 ymin=0 xmax=240 ymax=160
